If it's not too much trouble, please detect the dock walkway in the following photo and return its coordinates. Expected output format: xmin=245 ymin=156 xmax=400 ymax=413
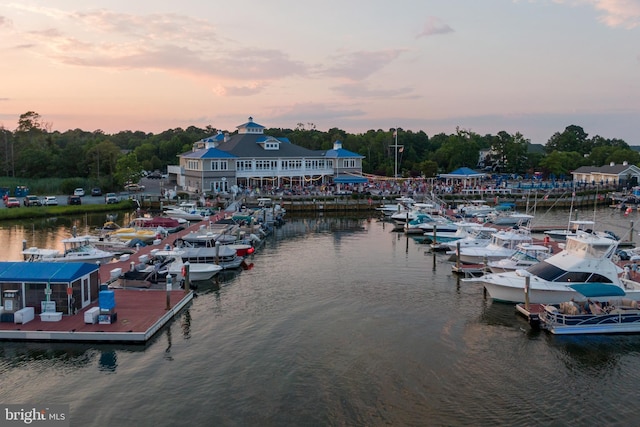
xmin=0 ymin=211 xmax=228 ymax=343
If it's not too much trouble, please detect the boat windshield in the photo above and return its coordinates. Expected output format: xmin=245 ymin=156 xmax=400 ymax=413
xmin=527 ymin=261 xmax=613 ymax=283
xmin=511 ymin=251 xmax=538 ymax=262
xmin=565 ymin=239 xmax=614 ymax=259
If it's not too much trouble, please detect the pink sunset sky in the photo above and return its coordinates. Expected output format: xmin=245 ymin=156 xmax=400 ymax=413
xmin=0 ymin=0 xmax=639 ymax=145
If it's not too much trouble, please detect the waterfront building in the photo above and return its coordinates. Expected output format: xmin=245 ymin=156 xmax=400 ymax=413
xmin=572 ymin=161 xmax=640 ymax=187
xmin=173 ymin=117 xmax=367 ymax=195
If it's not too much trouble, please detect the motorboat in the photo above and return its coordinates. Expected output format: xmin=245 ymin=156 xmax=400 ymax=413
xmin=119 ymin=255 xmax=175 ymax=288
xmin=454 ymin=227 xmax=533 ymax=265
xmin=455 ymin=200 xmax=495 ymax=218
xmin=487 ymin=212 xmax=534 ymax=227
xmin=153 ymin=250 xmax=223 ymax=281
xmin=487 ymin=244 xmax=551 ymax=273
xmin=107 ymin=227 xmax=159 ymax=243
xmin=403 ymin=213 xmax=458 ymax=235
xmin=171 ymin=246 xmax=245 ymax=270
xmin=535 ymin=296 xmax=640 ymax=335
xmin=22 ymin=236 xmax=115 ymax=264
xmin=163 ymin=202 xmax=214 ymax=221
xmin=429 ymin=221 xmax=487 ymax=243
xmin=466 ymin=227 xmax=640 ymax=304
xmin=544 ymin=220 xmax=595 ymax=242
xmin=129 ymin=216 xmax=186 ymax=234
xmin=444 ymin=226 xmax=498 ymax=251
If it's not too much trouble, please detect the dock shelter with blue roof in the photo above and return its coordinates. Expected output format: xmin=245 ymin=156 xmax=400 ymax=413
xmin=0 ymin=262 xmax=100 ymax=319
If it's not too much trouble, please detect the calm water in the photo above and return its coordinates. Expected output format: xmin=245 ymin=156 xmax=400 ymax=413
xmin=1 ymin=207 xmax=640 ymax=426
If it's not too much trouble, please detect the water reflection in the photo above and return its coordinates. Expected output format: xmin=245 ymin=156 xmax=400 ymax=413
xmin=547 ymin=334 xmax=640 ymax=371
xmin=99 ymin=350 xmax=118 ymax=372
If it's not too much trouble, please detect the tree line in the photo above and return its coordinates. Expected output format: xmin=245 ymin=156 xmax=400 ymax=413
xmin=0 ymin=112 xmax=636 ymax=189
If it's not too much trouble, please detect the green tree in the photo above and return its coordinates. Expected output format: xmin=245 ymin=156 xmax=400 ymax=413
xmin=538 ymin=151 xmax=584 ymax=176
xmin=114 ymin=153 xmax=143 ymax=187
xmin=545 ymin=125 xmax=589 ymax=154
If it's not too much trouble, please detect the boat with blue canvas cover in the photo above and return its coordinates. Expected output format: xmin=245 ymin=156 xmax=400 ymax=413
xmin=467 ymin=225 xmax=640 ymax=304
xmin=535 ymin=284 xmax=640 ymax=334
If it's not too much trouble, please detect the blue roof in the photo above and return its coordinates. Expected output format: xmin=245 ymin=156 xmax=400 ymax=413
xmin=446 ymin=167 xmax=484 ymax=176
xmin=0 ymin=262 xmax=99 ymax=283
xmin=182 ymin=148 xmax=237 ymax=159
xmin=200 ymin=133 xmax=225 ymax=143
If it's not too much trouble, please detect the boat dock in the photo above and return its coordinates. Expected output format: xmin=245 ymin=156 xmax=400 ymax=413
xmin=0 ymin=211 xmax=231 ymax=343
xmin=515 ymin=303 xmax=545 ymax=328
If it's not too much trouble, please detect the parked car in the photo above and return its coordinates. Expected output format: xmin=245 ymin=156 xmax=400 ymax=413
xmin=67 ymin=195 xmax=82 ymax=205
xmin=91 ymin=187 xmax=102 ymax=196
xmin=4 ymin=197 xmax=20 ymax=208
xmin=42 ymin=196 xmax=58 ymax=206
xmin=23 ymin=195 xmax=42 ymax=207
xmin=105 ymin=193 xmax=118 ymax=204
xmin=74 ymin=188 xmax=85 ymax=197
xmin=125 ymin=183 xmax=145 ymax=192
xmin=148 ymin=171 xmax=162 ymax=179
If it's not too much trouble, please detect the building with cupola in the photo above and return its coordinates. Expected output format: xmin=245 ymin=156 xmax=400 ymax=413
xmin=174 ymin=117 xmax=366 ymax=195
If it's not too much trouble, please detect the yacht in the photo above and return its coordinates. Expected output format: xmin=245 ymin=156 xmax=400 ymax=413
xmin=454 ymin=227 xmax=533 ymax=265
xmin=467 ymin=228 xmax=640 ymax=304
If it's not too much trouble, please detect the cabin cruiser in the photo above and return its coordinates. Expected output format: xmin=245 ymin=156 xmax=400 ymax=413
xmin=467 ymin=228 xmax=640 ymax=304
xmin=22 ymin=236 xmax=115 ymax=264
xmin=454 ymin=227 xmax=533 ymax=265
xmin=487 ymin=244 xmax=551 ymax=273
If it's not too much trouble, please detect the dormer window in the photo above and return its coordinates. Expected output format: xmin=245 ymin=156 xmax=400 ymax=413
xmin=265 ymin=142 xmax=279 ymax=150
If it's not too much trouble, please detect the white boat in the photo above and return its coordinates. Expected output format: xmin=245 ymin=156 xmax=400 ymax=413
xmin=154 ymin=250 xmax=223 ymax=281
xmin=403 ymin=213 xmax=457 ymax=235
xmin=454 ymin=227 xmax=533 ymax=265
xmin=429 ymin=221 xmax=487 ymax=243
xmin=163 ymin=202 xmax=214 ymax=221
xmin=444 ymin=226 xmax=499 ymax=251
xmin=487 ymin=244 xmax=551 ymax=273
xmin=22 ymin=236 xmax=115 ymax=264
xmin=544 ymin=220 xmax=595 ymax=242
xmin=488 ymin=212 xmax=534 ymax=226
xmin=456 ymin=200 xmax=494 ymax=218
xmin=536 ymin=296 xmax=640 ymax=335
xmin=466 ymin=228 xmax=640 ymax=304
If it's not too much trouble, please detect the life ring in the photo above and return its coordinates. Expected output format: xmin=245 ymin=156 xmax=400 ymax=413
xmin=543 ymin=235 xmax=550 ymax=245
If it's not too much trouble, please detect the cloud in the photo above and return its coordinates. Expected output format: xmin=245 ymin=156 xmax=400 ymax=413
xmin=268 ymin=103 xmax=367 ymax=126
xmin=552 ymin=0 xmax=640 ymax=29
xmin=322 ymin=49 xmax=405 ymax=81
xmin=416 ymin=16 xmax=454 ymax=38
xmin=332 ymin=82 xmax=418 ymax=99
xmin=213 ymin=82 xmax=267 ymax=97
xmin=12 ymin=8 xmax=308 ymax=86
xmin=0 ymin=15 xmax=12 ymax=28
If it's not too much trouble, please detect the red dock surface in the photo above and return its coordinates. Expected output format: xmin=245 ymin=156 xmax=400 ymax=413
xmin=0 ymin=212 xmax=227 ymax=343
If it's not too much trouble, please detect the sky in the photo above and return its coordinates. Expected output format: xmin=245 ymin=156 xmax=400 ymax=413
xmin=0 ymin=1 xmax=638 ymax=145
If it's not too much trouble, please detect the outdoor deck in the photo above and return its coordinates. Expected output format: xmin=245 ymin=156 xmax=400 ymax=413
xmin=0 ymin=211 xmax=227 ymax=343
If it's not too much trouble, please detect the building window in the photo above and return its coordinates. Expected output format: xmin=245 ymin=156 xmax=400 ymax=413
xmin=342 ymin=159 xmax=356 ymax=168
xmin=236 ymin=160 xmax=252 ymax=171
xmin=187 ymin=160 xmax=199 ymax=170
xmin=210 ymin=160 xmax=228 ymax=171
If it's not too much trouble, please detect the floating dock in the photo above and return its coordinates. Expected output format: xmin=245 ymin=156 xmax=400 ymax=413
xmin=0 ymin=212 xmax=231 ymax=343
xmin=0 ymin=289 xmax=193 ymax=343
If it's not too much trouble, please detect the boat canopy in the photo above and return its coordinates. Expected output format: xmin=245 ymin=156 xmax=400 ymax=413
xmin=568 ymin=283 xmax=626 ymax=297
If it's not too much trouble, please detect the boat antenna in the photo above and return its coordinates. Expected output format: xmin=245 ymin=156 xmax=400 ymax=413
xmin=566 ymin=192 xmax=575 ymax=232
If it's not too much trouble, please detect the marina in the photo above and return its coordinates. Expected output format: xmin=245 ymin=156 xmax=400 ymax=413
xmin=2 ymin=206 xmax=640 ymax=425
xmin=0 ymin=210 xmax=252 ymax=343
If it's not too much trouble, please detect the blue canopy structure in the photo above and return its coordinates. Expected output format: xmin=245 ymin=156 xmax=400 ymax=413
xmin=0 ymin=262 xmax=98 ymax=283
xmin=568 ymin=283 xmax=626 ymax=298
xmin=333 ymin=175 xmax=368 ymax=184
xmin=438 ymin=167 xmax=486 ymax=179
